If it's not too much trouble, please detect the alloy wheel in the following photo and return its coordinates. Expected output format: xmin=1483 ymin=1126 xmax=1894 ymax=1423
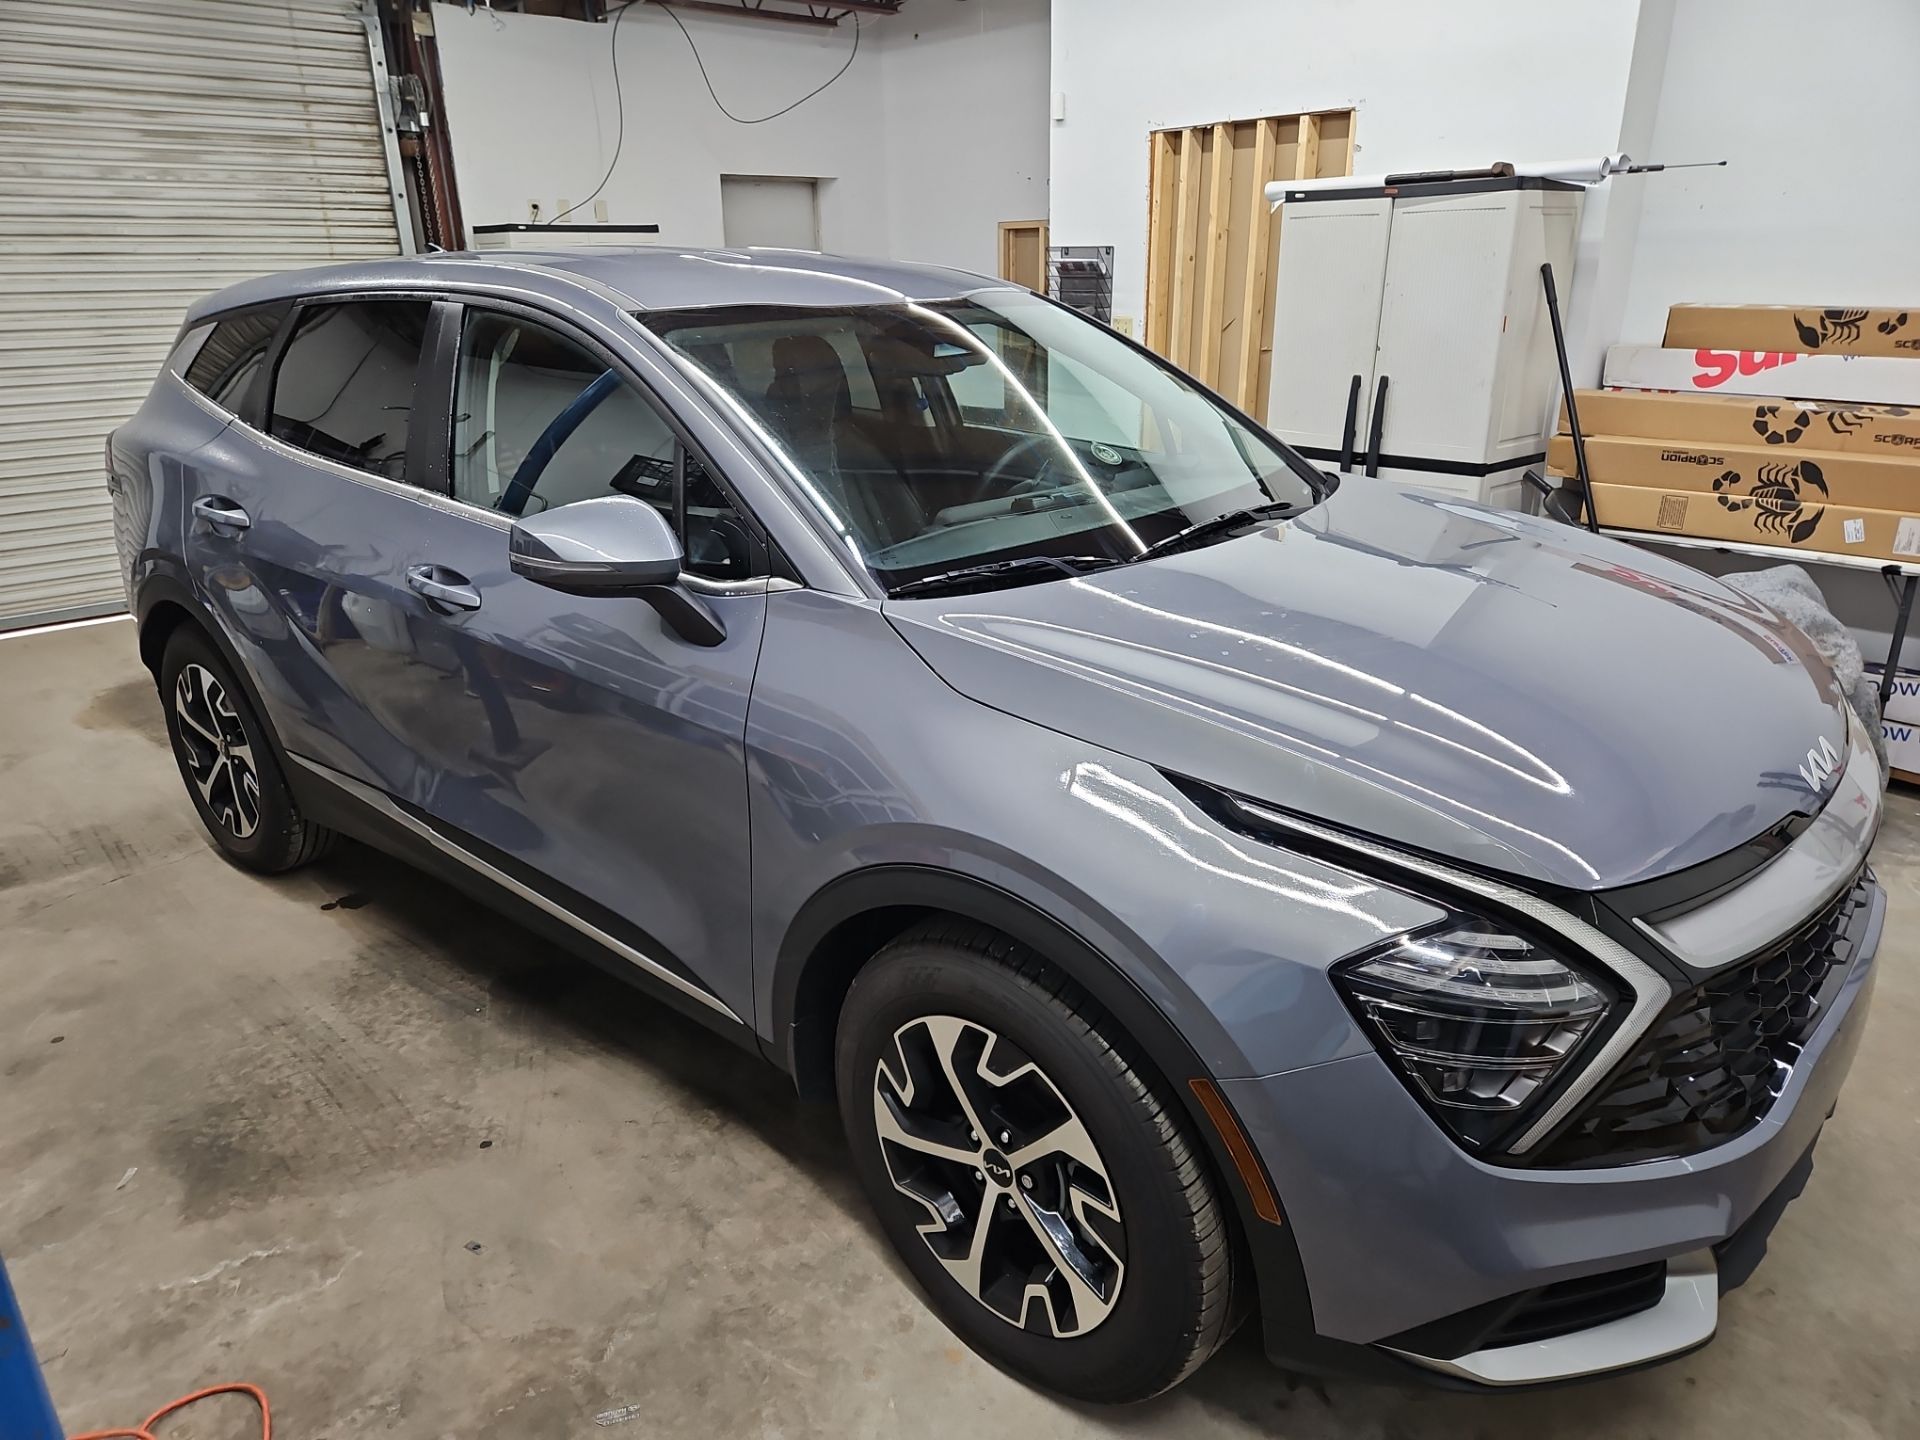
xmin=173 ymin=663 xmax=262 ymax=839
xmin=872 ymin=1014 xmax=1125 ymax=1338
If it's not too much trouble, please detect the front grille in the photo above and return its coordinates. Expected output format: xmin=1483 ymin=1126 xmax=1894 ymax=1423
xmin=1537 ymin=872 xmax=1872 ymax=1167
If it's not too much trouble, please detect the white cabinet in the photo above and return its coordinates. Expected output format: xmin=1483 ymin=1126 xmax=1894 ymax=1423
xmin=1267 ymin=178 xmax=1581 ymax=507
xmin=1264 ymin=196 xmax=1394 ymax=455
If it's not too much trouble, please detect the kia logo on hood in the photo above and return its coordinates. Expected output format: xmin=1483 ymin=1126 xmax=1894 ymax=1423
xmin=1798 ymin=733 xmax=1841 ymax=791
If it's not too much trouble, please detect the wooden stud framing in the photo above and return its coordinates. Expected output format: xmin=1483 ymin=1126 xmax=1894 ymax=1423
xmin=1197 ymin=122 xmax=1234 ymax=387
xmin=1295 ymin=111 xmax=1322 ymax=182
xmin=1144 ymin=108 xmax=1354 ymax=400
xmin=1168 ymin=129 xmax=1203 ymax=369
xmin=1234 ymin=116 xmax=1280 ymax=413
xmin=1145 ymin=129 xmax=1177 ymax=355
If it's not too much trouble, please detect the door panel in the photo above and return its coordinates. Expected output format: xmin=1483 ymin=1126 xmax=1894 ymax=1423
xmin=189 ymin=410 xmax=766 ymax=1022
xmin=375 ymin=303 xmax=773 ymax=1021
xmin=1265 ymin=195 xmax=1391 ymax=458
xmin=187 ymin=294 xmax=769 ymax=1020
xmin=1371 ymin=193 xmax=1514 ymax=464
xmin=364 ymin=506 xmax=768 ymax=1023
xmin=182 ymin=419 xmax=458 ymax=795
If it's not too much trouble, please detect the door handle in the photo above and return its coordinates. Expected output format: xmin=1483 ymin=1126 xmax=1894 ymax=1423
xmin=191 ymin=495 xmax=251 ymax=532
xmin=1338 ymin=373 xmax=1363 ymax=473
xmin=406 ymin=564 xmax=482 ymax=613
xmin=1363 ymin=373 xmax=1389 ymax=478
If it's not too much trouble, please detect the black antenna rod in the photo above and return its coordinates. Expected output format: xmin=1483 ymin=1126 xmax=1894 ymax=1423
xmin=1540 ymin=262 xmax=1599 ymax=534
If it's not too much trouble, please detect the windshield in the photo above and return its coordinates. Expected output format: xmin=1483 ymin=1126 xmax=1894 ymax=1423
xmin=640 ymin=289 xmax=1326 ymax=592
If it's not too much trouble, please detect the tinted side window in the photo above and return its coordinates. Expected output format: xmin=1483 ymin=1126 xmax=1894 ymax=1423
xmin=181 ymin=310 xmax=283 ymax=413
xmin=451 ymin=311 xmax=759 ymax=580
xmin=269 ymin=301 xmax=430 ymax=481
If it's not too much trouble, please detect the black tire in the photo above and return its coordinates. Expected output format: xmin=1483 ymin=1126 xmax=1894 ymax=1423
xmin=836 ymin=919 xmax=1240 ymax=1403
xmin=159 ymin=625 xmax=335 ymax=874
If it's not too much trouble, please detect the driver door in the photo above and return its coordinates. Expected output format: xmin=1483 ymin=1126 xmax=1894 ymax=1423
xmin=377 ymin=305 xmax=773 ymax=1025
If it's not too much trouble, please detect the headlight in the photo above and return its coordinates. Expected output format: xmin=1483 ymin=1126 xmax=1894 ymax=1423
xmin=1336 ymin=920 xmax=1614 ymax=1152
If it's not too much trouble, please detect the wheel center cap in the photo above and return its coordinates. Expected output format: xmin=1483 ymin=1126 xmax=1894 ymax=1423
xmin=980 ymin=1148 xmax=1014 ymax=1188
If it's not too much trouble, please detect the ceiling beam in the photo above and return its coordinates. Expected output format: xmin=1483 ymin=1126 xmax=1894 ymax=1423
xmin=641 ymin=0 xmax=903 ymax=24
xmin=644 ymin=0 xmax=840 ymax=26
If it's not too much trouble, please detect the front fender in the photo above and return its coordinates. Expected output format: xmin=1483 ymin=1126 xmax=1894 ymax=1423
xmin=771 ymin=858 xmax=1239 ymax=1104
xmin=746 ymin=589 xmax=1443 ymax=1086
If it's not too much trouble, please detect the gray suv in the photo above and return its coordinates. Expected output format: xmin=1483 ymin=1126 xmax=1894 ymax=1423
xmin=108 ymin=248 xmax=1884 ymax=1402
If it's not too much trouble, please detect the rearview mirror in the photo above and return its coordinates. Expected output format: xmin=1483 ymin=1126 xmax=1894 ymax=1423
xmin=509 ymin=495 xmax=726 ymax=647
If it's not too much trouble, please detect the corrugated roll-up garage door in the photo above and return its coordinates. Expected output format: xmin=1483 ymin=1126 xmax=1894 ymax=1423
xmin=0 ymin=0 xmax=410 ymax=630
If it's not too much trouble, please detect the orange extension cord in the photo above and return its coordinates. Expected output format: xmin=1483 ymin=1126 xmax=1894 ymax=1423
xmin=68 ymin=1381 xmax=270 ymax=1440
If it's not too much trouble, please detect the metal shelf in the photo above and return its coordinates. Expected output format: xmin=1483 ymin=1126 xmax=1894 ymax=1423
xmin=1600 ymin=527 xmax=1920 ymax=712
xmin=1600 ymin=527 xmax=1920 ymax=579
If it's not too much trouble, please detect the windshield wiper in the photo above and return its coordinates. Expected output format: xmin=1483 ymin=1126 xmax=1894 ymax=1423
xmin=1131 ymin=501 xmax=1297 ymax=563
xmin=888 ymin=554 xmax=1122 ymax=599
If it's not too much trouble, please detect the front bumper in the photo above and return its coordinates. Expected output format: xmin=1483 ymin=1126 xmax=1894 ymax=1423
xmin=1224 ymin=879 xmax=1884 ymax=1385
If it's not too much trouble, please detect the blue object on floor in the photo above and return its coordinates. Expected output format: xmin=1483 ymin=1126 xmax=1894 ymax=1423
xmin=0 ymin=1256 xmax=63 ymax=1440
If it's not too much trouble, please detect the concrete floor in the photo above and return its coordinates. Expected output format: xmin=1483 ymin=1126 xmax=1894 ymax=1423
xmin=3 ymin=618 xmax=1916 ymax=1439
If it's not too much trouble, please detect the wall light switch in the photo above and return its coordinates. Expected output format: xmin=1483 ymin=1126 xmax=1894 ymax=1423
xmin=1051 ymin=91 xmax=1067 ymax=123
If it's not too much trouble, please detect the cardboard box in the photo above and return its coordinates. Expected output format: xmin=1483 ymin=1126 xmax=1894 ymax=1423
xmin=1864 ymin=664 xmax=1920 ymax=781
xmin=1603 ymin=345 xmax=1920 ymax=406
xmin=1587 ymin=482 xmax=1920 ymax=562
xmin=1560 ymin=389 xmax=1920 ymax=457
xmin=1666 ymin=304 xmax=1919 ymax=359
xmin=1883 ymin=717 xmax=1920 ymax=783
xmin=1548 ymin=434 xmax=1920 ymax=514
xmin=1868 ymin=663 xmax=1920 ymax=725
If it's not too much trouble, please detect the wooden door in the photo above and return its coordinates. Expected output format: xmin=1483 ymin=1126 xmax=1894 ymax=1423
xmin=998 ymin=220 xmax=1049 ymax=292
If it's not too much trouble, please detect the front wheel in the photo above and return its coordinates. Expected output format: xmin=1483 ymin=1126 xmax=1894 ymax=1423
xmin=836 ymin=921 xmax=1240 ymax=1403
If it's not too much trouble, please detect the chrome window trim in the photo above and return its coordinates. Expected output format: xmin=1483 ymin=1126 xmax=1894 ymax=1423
xmin=1386 ymin=1251 xmax=1717 ymax=1385
xmin=174 ymin=373 xmax=237 ymax=426
xmin=1225 ymin=797 xmax=1671 ymax=1157
xmin=683 ymin=574 xmax=802 ymax=597
xmin=245 ymin=417 xmax=511 ymax=529
xmin=287 ymin=755 xmax=742 ymax=1024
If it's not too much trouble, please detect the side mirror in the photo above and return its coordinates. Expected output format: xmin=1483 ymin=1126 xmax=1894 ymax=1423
xmin=509 ymin=495 xmax=726 ymax=647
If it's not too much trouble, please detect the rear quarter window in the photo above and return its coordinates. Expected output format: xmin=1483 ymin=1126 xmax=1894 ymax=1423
xmin=180 ymin=309 xmax=284 ymax=412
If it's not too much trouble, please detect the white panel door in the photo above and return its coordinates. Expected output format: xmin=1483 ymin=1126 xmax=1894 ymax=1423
xmin=720 ymin=176 xmax=820 ymax=251
xmin=1264 ymin=196 xmax=1392 ymax=461
xmin=0 ymin=0 xmax=407 ymax=629
xmin=1369 ymin=192 xmax=1517 ymax=466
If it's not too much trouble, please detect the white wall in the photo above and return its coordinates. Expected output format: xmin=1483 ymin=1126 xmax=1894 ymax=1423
xmin=433 ymin=2 xmax=887 ymax=251
xmin=1049 ymin=0 xmax=1654 ymax=372
xmin=431 ymin=0 xmax=1049 ymax=274
xmin=879 ymin=0 xmax=1049 ymax=275
xmin=1621 ymin=0 xmax=1920 ymax=343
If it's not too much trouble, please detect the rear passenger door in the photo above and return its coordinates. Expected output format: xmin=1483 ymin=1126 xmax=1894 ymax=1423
xmin=181 ymin=295 xmax=454 ymax=791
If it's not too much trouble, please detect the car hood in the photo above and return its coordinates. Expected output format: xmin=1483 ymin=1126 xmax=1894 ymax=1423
xmin=884 ymin=481 xmax=1851 ymax=892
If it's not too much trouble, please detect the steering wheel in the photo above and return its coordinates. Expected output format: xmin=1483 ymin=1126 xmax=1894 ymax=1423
xmin=973 ymin=431 xmax=1070 ymax=505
